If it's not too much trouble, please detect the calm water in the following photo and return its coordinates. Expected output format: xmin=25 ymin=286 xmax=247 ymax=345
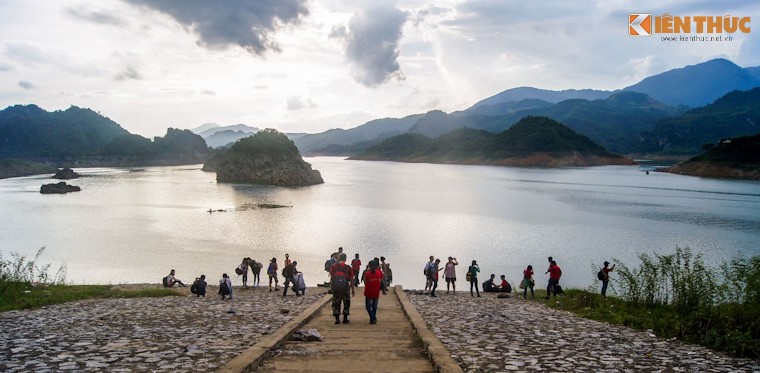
xmin=1 ymin=157 xmax=759 ymax=290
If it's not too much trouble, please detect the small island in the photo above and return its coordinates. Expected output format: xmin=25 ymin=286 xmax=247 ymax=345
xmin=203 ymin=129 xmax=323 ymax=187
xmin=53 ymin=167 xmax=80 ymax=180
xmin=666 ymin=132 xmax=760 ymax=180
xmin=40 ymin=181 xmax=81 ymax=194
xmin=350 ymin=116 xmax=635 ymax=167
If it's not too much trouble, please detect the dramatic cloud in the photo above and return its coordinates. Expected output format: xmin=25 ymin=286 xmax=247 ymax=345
xmin=64 ymin=6 xmax=126 ymax=26
xmin=286 ymin=96 xmax=316 ymax=111
xmin=18 ymin=81 xmax=37 ymax=90
xmin=124 ymin=0 xmax=309 ymax=56
xmin=331 ymin=3 xmax=408 ymax=87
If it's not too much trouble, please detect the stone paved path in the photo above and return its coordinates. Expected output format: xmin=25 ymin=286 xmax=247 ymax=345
xmin=0 ymin=286 xmax=326 ymax=372
xmin=257 ymin=287 xmax=435 ymax=372
xmin=407 ymin=291 xmax=760 ymax=372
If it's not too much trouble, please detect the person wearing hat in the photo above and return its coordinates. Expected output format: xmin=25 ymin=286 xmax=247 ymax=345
xmin=601 ymin=261 xmax=616 ymax=297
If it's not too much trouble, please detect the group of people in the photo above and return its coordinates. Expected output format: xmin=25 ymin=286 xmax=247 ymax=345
xmin=420 ymin=255 xmax=615 ymax=300
xmin=163 ymin=251 xmax=617 ymax=323
xmin=326 ymin=248 xmax=391 ymax=325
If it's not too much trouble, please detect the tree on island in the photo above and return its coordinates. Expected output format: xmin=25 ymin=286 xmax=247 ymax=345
xmin=209 ymin=129 xmax=323 ymax=187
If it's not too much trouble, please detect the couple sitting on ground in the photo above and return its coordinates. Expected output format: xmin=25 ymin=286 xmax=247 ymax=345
xmin=482 ymin=274 xmax=511 ymax=293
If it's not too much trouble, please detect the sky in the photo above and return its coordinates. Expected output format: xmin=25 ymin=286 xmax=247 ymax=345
xmin=1 ymin=0 xmax=758 ymax=137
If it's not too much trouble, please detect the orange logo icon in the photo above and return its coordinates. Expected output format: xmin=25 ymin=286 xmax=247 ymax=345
xmin=629 ymin=14 xmax=652 ymax=36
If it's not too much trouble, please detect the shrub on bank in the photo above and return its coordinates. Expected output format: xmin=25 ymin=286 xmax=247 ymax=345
xmin=544 ymin=247 xmax=760 ymax=358
xmin=0 ymin=247 xmax=177 ymax=311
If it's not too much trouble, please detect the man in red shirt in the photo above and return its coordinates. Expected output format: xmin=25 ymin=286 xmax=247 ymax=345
xmin=351 ymin=253 xmax=362 ymax=286
xmin=363 ymin=259 xmax=386 ymax=324
xmin=330 ymin=253 xmax=355 ymax=324
xmin=544 ymin=260 xmax=562 ymax=299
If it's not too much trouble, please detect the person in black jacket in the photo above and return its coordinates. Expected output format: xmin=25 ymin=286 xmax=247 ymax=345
xmin=282 ymin=261 xmax=296 ymax=296
xmin=191 ymin=275 xmax=207 ymax=297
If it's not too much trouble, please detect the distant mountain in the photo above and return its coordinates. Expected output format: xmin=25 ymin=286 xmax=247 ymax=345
xmin=189 ymin=122 xmax=220 ymax=134
xmin=639 ymin=87 xmax=760 ymax=155
xmin=0 ymin=159 xmax=56 ymax=179
xmin=469 ymin=87 xmax=612 ymax=109
xmin=623 ymin=59 xmax=760 ymax=107
xmin=745 ymin=66 xmax=760 ymax=81
xmin=461 ymin=98 xmax=553 ymax=116
xmin=406 ymin=92 xmax=681 ymax=154
xmin=502 ymin=91 xmax=683 ymax=154
xmin=195 ymin=124 xmax=259 ymax=138
xmin=667 ymin=132 xmax=760 ymax=180
xmin=204 ymin=130 xmax=254 ymax=148
xmin=352 ymin=116 xmax=633 ymax=167
xmin=293 ymin=114 xmax=423 ymax=154
xmin=0 ymin=104 xmax=129 ymax=158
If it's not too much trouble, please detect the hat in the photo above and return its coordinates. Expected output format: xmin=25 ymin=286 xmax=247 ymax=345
xmin=604 ymin=261 xmax=610 ymax=266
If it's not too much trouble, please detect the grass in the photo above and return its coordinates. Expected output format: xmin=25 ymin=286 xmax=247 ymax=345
xmin=531 ymin=247 xmax=760 ymax=359
xmin=0 ymin=247 xmax=179 ymax=312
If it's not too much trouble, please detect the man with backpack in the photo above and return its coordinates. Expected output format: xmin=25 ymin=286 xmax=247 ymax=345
xmin=600 ymin=261 xmax=615 ymax=297
xmin=424 ymin=256 xmax=435 ymax=293
xmin=330 ymin=253 xmax=355 ymax=325
xmin=190 ymin=275 xmax=207 ymax=297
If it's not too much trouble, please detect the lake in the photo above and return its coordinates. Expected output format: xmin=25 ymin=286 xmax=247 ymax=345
xmin=1 ymin=157 xmax=758 ymax=290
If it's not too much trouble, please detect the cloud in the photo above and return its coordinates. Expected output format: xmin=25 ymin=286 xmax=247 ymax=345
xmin=201 ymin=90 xmax=216 ymax=96
xmin=18 ymin=81 xmax=37 ymax=90
xmin=331 ymin=3 xmax=408 ymax=87
xmin=115 ymin=66 xmax=142 ymax=80
xmin=3 ymin=42 xmax=105 ymax=76
xmin=0 ymin=63 xmax=12 ymax=71
xmin=123 ymin=0 xmax=309 ymax=56
xmin=286 ymin=96 xmax=316 ymax=110
xmin=64 ymin=6 xmax=127 ymax=26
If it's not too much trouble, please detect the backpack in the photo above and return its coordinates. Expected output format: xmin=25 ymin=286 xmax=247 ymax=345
xmin=219 ymin=281 xmax=231 ymax=295
xmin=597 ymin=269 xmax=605 ymax=281
xmin=325 ymin=257 xmax=336 ymax=272
xmin=331 ymin=263 xmax=350 ymax=294
xmin=267 ymin=263 xmax=276 ymax=276
xmin=252 ymin=261 xmax=263 ymax=271
xmin=423 ymin=264 xmax=429 ymax=277
xmin=190 ymin=281 xmax=199 ymax=294
xmin=162 ymin=275 xmax=171 ymax=287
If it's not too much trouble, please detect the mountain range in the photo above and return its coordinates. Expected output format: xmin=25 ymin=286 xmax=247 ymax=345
xmin=296 ymin=58 xmax=760 ymax=157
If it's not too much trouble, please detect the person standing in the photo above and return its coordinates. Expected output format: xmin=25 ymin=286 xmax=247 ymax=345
xmin=444 ymin=257 xmax=458 ymax=294
xmin=363 ymin=259 xmax=386 ymax=324
xmin=282 ymin=260 xmax=296 ymax=296
xmin=351 ymin=253 xmax=362 ymax=286
xmin=467 ymin=260 xmax=480 ymax=297
xmin=237 ymin=258 xmax=250 ymax=287
xmin=522 ymin=265 xmax=535 ymax=299
xmin=544 ymin=260 xmax=562 ymax=299
xmin=424 ymin=256 xmax=435 ymax=293
xmin=601 ymin=261 xmax=616 ymax=297
xmin=430 ymin=258 xmax=441 ymax=297
xmin=267 ymin=258 xmax=279 ymax=292
xmin=380 ymin=256 xmax=392 ymax=287
xmin=330 ymin=253 xmax=355 ymax=324
xmin=284 ymin=253 xmax=292 ymax=267
xmin=251 ymin=259 xmax=262 ymax=287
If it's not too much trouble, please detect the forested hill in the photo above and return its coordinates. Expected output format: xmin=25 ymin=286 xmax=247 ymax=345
xmin=0 ymin=104 xmax=129 ymax=158
xmin=0 ymin=104 xmax=209 ymax=166
xmin=350 ymin=116 xmax=634 ymax=167
xmin=667 ymin=132 xmax=760 ymax=180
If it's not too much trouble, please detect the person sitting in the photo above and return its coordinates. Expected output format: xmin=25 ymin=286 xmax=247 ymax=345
xmin=164 ymin=269 xmax=186 ymax=287
xmin=190 ymin=275 xmax=207 ymax=297
xmin=482 ymin=274 xmax=498 ymax=292
xmin=497 ymin=275 xmax=512 ymax=293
